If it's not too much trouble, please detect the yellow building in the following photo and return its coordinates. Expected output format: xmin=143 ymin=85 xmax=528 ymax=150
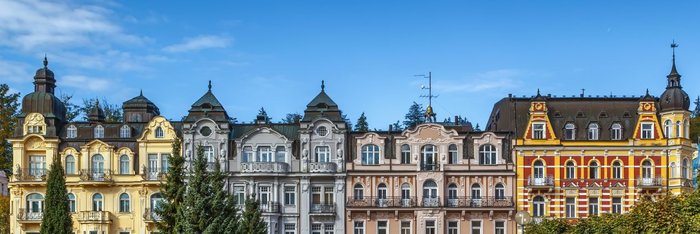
xmin=9 ymin=59 xmax=178 ymax=234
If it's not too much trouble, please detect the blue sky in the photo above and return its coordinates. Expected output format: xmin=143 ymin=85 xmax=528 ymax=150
xmin=1 ymin=1 xmax=700 ymax=129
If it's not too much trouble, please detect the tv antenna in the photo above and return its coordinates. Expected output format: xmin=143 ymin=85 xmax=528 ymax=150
xmin=416 ymin=72 xmax=438 ymax=122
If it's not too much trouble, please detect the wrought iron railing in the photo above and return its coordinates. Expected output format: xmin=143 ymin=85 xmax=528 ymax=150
xmin=346 ymin=196 xmax=417 ymax=208
xmin=420 ymin=164 xmax=439 ymax=171
xmin=13 ymin=168 xmax=46 ymax=182
xmin=241 ymin=162 xmax=289 ymax=173
xmin=143 ymin=208 xmax=161 ymax=222
xmin=141 ymin=167 xmax=165 ymax=181
xmin=78 ymin=210 xmax=110 ymax=222
xmin=636 ymin=177 xmax=663 ymax=187
xmin=421 ymin=196 xmax=441 ymax=207
xmin=309 ymin=162 xmax=337 ymax=173
xmin=527 ymin=176 xmax=554 ymax=187
xmin=444 ymin=196 xmax=514 ymax=208
xmin=310 ymin=203 xmax=336 ymax=213
xmin=259 ymin=201 xmax=281 ymax=213
xmin=79 ymin=169 xmax=113 ymax=182
xmin=17 ymin=208 xmax=42 ymax=221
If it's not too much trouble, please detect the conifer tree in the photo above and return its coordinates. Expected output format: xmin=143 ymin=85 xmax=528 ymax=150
xmin=403 ymin=102 xmax=425 ymax=129
xmin=204 ymin=158 xmax=239 ymax=234
xmin=155 ymin=141 xmax=186 ymax=234
xmin=354 ymin=112 xmax=369 ymax=132
xmin=238 ymin=194 xmax=267 ymax=234
xmin=40 ymin=157 xmax=72 ymax=234
xmin=0 ymin=84 xmax=19 ymax=173
xmin=181 ymin=145 xmax=212 ymax=233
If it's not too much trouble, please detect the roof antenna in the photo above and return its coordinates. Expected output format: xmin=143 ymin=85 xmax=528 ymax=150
xmin=321 ymin=80 xmax=325 ymax=91
xmin=417 ymin=72 xmax=437 ymax=122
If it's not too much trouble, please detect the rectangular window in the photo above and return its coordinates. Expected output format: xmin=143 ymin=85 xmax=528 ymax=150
xmin=425 ymin=220 xmax=436 ymax=234
xmin=471 ymin=220 xmax=482 ymax=234
xmin=29 ymin=155 xmax=45 ymax=177
xmin=566 ymin=198 xmax=576 ymax=218
xmin=613 ymin=164 xmax=622 ymax=179
xmin=284 ymin=186 xmax=296 ymax=206
xmin=354 ymin=221 xmax=364 ymax=234
xmin=589 ymin=198 xmax=599 ymax=216
xmin=495 ymin=221 xmax=505 ymax=234
xmin=612 ymin=127 xmax=622 ymax=140
xmin=315 ymin=146 xmax=330 ymax=162
xmin=148 ymin=154 xmax=158 ymax=174
xmin=284 ymin=223 xmax=296 ymax=234
xmin=233 ymin=186 xmax=245 ymax=205
xmin=312 ymin=187 xmax=322 ymax=205
xmin=242 ymin=146 xmax=253 ymax=162
xmin=612 ymin=197 xmax=622 ymax=214
xmin=324 ymin=224 xmax=334 ymax=234
xmin=161 ymin=154 xmax=170 ymax=173
xmin=119 ymin=232 xmax=130 ymax=234
xmin=400 ymin=221 xmax=411 ymax=234
xmin=447 ymin=221 xmax=458 ymax=234
xmin=259 ymin=186 xmax=270 ymax=206
xmin=257 ymin=146 xmax=272 ymax=162
xmin=641 ymin=123 xmax=654 ymax=139
xmin=377 ymin=220 xmax=388 ymax=234
xmin=401 ymin=147 xmax=411 ymax=164
xmin=324 ymin=187 xmax=334 ymax=205
xmin=311 ymin=223 xmax=322 ymax=234
xmin=532 ymin=123 xmax=545 ymax=139
xmin=204 ymin=146 xmax=215 ymax=163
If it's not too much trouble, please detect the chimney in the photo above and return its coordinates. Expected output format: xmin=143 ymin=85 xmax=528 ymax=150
xmin=388 ymin=124 xmax=393 ymax=132
xmin=454 ymin=115 xmax=459 ymax=125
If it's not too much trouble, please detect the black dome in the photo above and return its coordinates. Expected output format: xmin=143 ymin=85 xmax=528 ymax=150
xmin=659 ymin=88 xmax=690 ymax=111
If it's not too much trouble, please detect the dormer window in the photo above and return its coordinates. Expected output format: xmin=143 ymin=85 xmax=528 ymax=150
xmin=641 ymin=122 xmax=654 ymax=139
xmin=67 ymin=125 xmax=77 ymax=138
xmin=94 ymin=125 xmax=104 ymax=138
xmin=120 ymin=125 xmax=130 ymax=138
xmin=564 ymin=123 xmax=576 ymax=140
xmin=611 ymin=123 xmax=622 ymax=140
xmin=588 ymin=123 xmax=599 ymax=140
xmin=532 ymin=122 xmax=545 ymax=139
xmin=155 ymin=127 xmax=164 ymax=138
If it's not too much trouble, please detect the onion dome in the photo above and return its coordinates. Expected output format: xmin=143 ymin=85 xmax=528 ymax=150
xmin=21 ymin=56 xmax=66 ymax=120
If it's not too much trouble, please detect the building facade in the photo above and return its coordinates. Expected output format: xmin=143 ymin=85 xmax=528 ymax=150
xmin=345 ymin=123 xmax=516 ymax=234
xmin=486 ymin=53 xmax=695 ymax=223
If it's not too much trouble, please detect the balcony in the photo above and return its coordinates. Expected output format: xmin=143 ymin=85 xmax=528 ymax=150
xmin=444 ymin=196 xmax=514 ymax=208
xmin=259 ymin=201 xmax=280 ymax=213
xmin=309 ymin=162 xmax=337 ymax=173
xmin=420 ymin=164 xmax=439 ymax=171
xmin=421 ymin=197 xmax=441 ymax=207
xmin=346 ymin=196 xmax=417 ymax=208
xmin=636 ymin=177 xmax=663 ymax=189
xmin=241 ymin=162 xmax=289 ymax=173
xmin=143 ymin=208 xmax=162 ymax=222
xmin=141 ymin=167 xmax=165 ymax=181
xmin=310 ymin=203 xmax=336 ymax=215
xmin=78 ymin=211 xmax=111 ymax=224
xmin=79 ymin=169 xmax=113 ymax=182
xmin=12 ymin=168 xmax=46 ymax=182
xmin=17 ymin=209 xmax=42 ymax=223
xmin=526 ymin=176 xmax=554 ymax=189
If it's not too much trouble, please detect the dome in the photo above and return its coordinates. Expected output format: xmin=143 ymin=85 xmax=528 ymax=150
xmin=659 ymin=88 xmax=690 ymax=111
xmin=21 ymin=91 xmax=66 ymax=120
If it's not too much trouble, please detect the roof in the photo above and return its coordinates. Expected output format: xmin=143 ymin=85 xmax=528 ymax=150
xmin=230 ymin=123 xmax=300 ymax=141
xmin=185 ymin=89 xmax=229 ymax=122
xmin=302 ymin=89 xmax=344 ymax=122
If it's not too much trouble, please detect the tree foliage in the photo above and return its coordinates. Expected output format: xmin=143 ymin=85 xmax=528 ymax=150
xmin=282 ymin=112 xmax=302 ymax=123
xmin=0 ymin=196 xmax=9 ymax=234
xmin=81 ymin=98 xmax=122 ymax=122
xmin=156 ymin=141 xmax=187 ymax=234
xmin=40 ymin=157 xmax=73 ymax=234
xmin=59 ymin=93 xmax=80 ymax=122
xmin=689 ymin=116 xmax=700 ymax=143
xmin=390 ymin=120 xmax=402 ymax=132
xmin=354 ymin=112 xmax=369 ymax=132
xmin=238 ymin=194 xmax=267 ymax=234
xmin=0 ymin=84 xmax=19 ymax=173
xmin=403 ymin=102 xmax=425 ymax=129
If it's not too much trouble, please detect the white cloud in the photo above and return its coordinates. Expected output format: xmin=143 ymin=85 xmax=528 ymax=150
xmin=434 ymin=69 xmax=523 ymax=93
xmin=163 ymin=35 xmax=231 ymax=53
xmin=60 ymin=75 xmax=112 ymax=91
xmin=0 ymin=60 xmax=32 ymax=83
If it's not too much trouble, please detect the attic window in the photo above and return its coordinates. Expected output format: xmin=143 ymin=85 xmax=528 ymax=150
xmin=202 ymin=103 xmax=212 ymax=110
xmin=599 ymin=112 xmax=608 ymax=118
xmin=622 ymin=112 xmax=632 ymax=118
xmin=553 ymin=111 xmax=562 ymax=118
xmin=576 ymin=111 xmax=585 ymax=118
xmin=316 ymin=103 xmax=328 ymax=109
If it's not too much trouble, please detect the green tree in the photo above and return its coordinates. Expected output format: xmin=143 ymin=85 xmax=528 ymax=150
xmin=155 ymin=141 xmax=187 ymax=234
xmin=40 ymin=157 xmax=73 ymax=234
xmin=282 ymin=113 xmax=302 ymax=123
xmin=181 ymin=146 xmax=212 ymax=233
xmin=81 ymin=98 xmax=122 ymax=122
xmin=524 ymin=218 xmax=569 ymax=234
xmin=0 ymin=84 xmax=19 ymax=173
xmin=59 ymin=94 xmax=80 ymax=122
xmin=0 ymin=196 xmax=9 ymax=234
xmin=354 ymin=112 xmax=369 ymax=132
xmin=238 ymin=194 xmax=267 ymax=234
xmin=390 ymin=120 xmax=402 ymax=132
xmin=689 ymin=116 xmax=700 ymax=143
xmin=203 ymin=158 xmax=239 ymax=234
xmin=403 ymin=102 xmax=425 ymax=129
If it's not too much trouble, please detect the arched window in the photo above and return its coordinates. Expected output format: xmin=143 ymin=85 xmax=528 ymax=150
xmin=65 ymin=155 xmax=75 ymax=175
xmin=642 ymin=160 xmax=653 ymax=179
xmin=353 ymin=184 xmax=364 ymax=200
xmin=422 ymin=180 xmax=438 ymax=207
xmin=361 ymin=144 xmax=380 ymax=165
xmin=315 ymin=146 xmax=330 ymax=163
xmin=612 ymin=161 xmax=622 ymax=179
xmin=400 ymin=183 xmax=411 ymax=207
xmin=150 ymin=193 xmax=164 ymax=220
xmin=588 ymin=123 xmax=599 ymax=140
xmin=479 ymin=144 xmax=497 ymax=165
xmin=676 ymin=121 xmax=682 ymax=139
xmin=119 ymin=155 xmax=129 ymax=174
xmin=533 ymin=196 xmax=545 ymax=217
xmin=448 ymin=144 xmax=458 ymax=164
xmin=471 ymin=183 xmax=481 ymax=199
xmin=446 ymin=184 xmax=458 ymax=207
xmin=533 ymin=160 xmax=545 ymax=179
xmin=564 ymin=123 xmax=576 ymax=140
xmin=275 ymin=146 xmax=286 ymax=163
xmin=685 ymin=119 xmax=690 ymax=138
xmin=671 ymin=162 xmax=677 ymax=178
xmin=377 ymin=183 xmax=388 ymax=207
xmin=92 ymin=193 xmax=103 ymax=211
xmin=664 ymin=119 xmax=673 ymax=138
xmin=421 ymin=144 xmax=437 ymax=171
xmin=26 ymin=193 xmax=44 ymax=214
xmin=155 ymin=126 xmax=164 ymax=138
xmin=242 ymin=146 xmax=253 ymax=162
xmin=94 ymin=125 xmax=104 ymax=138
xmin=611 ymin=123 xmax=622 ymax=140
xmin=589 ymin=161 xmax=599 ymax=179
xmin=67 ymin=125 xmax=77 ymax=138
xmin=565 ymin=161 xmax=575 ymax=179
xmin=120 ymin=125 xmax=130 ymax=138
xmin=68 ymin=193 xmax=76 ymax=212
xmin=683 ymin=158 xmax=689 ymax=179
xmin=119 ymin=193 xmax=130 ymax=213
xmin=401 ymin=144 xmax=411 ymax=164
xmin=495 ymin=183 xmax=505 ymax=200
xmin=92 ymin=154 xmax=104 ymax=180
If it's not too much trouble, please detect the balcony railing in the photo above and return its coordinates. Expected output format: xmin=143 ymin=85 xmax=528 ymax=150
xmin=13 ymin=168 xmax=46 ymax=182
xmin=421 ymin=197 xmax=441 ymax=207
xmin=78 ymin=210 xmax=110 ymax=223
xmin=259 ymin=201 xmax=280 ymax=213
xmin=141 ymin=167 xmax=165 ymax=181
xmin=143 ymin=208 xmax=161 ymax=222
xmin=79 ymin=169 xmax=113 ymax=182
xmin=309 ymin=162 xmax=337 ymax=173
xmin=17 ymin=209 xmax=42 ymax=221
xmin=420 ymin=164 xmax=439 ymax=171
xmin=241 ymin=162 xmax=289 ymax=173
xmin=636 ymin=177 xmax=663 ymax=188
xmin=527 ymin=176 xmax=554 ymax=188
xmin=310 ymin=203 xmax=336 ymax=214
xmin=444 ymin=196 xmax=514 ymax=208
xmin=347 ymin=196 xmax=417 ymax=208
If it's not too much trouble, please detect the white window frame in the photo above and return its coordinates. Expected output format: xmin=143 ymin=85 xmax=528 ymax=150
xmin=353 ymin=220 xmax=365 ymax=234
xmin=565 ymin=161 xmax=575 ymax=179
xmin=612 ymin=161 xmax=622 ymax=179
xmin=257 ymin=146 xmax=272 ymax=162
xmin=94 ymin=125 xmax=104 ymax=138
xmin=67 ymin=125 xmax=77 ymax=138
xmin=377 ymin=220 xmax=389 ymax=234
xmin=611 ymin=123 xmax=622 ymax=140
xmin=588 ymin=123 xmax=599 ymax=140
xmin=471 ymin=220 xmax=482 ymax=234
xmin=532 ymin=122 xmax=545 ymax=139
xmin=284 ymin=223 xmax=296 ymax=234
xmin=425 ymin=220 xmax=437 ymax=234
xmin=612 ymin=197 xmax=622 ymax=214
xmin=494 ymin=220 xmax=506 ymax=234
xmin=315 ymin=146 xmax=330 ymax=163
xmin=479 ymin=144 xmax=497 ymax=165
xmin=401 ymin=144 xmax=411 ymax=164
xmin=447 ymin=220 xmax=459 ymax=234
xmin=641 ymin=122 xmax=654 ymax=139
xmin=564 ymin=123 xmax=576 ymax=140
xmin=120 ymin=125 xmax=130 ymax=138
xmin=565 ymin=197 xmax=576 ymax=218
xmin=400 ymin=221 xmax=411 ymax=234
xmin=589 ymin=197 xmax=599 ymax=216
xmin=448 ymin=144 xmax=458 ymax=164
xmin=284 ymin=186 xmax=296 ymax=206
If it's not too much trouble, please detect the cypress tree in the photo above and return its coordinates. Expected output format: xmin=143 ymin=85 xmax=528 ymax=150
xmin=354 ymin=112 xmax=369 ymax=132
xmin=238 ymin=194 xmax=267 ymax=234
xmin=155 ymin=141 xmax=186 ymax=234
xmin=40 ymin=157 xmax=72 ymax=234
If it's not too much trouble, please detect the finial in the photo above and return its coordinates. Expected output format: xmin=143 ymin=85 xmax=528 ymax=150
xmin=95 ymin=98 xmax=100 ymax=107
xmin=537 ymin=89 xmax=540 ymax=96
xmin=140 ymin=89 xmax=143 ymax=96
xmin=321 ymin=80 xmax=325 ymax=91
xmin=43 ymin=54 xmax=48 ymax=68
xmin=208 ymin=80 xmax=212 ymax=91
xmin=646 ymin=89 xmax=649 ymax=96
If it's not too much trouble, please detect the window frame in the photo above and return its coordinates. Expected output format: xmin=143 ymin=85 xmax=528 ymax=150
xmin=588 ymin=123 xmax=599 ymax=140
xmin=478 ymin=144 xmax=497 ymax=165
xmin=400 ymin=144 xmax=411 ymax=164
xmin=641 ymin=122 xmax=654 ymax=139
xmin=611 ymin=123 xmax=622 ymax=140
xmin=532 ymin=122 xmax=545 ymax=139
xmin=361 ymin=144 xmax=380 ymax=165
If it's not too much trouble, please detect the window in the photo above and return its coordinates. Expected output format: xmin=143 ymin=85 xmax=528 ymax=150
xmin=67 ymin=125 xmax=77 ymax=138
xmin=448 ymin=144 xmax=458 ymax=164
xmin=495 ymin=183 xmax=505 ymax=199
xmin=642 ymin=160 xmax=653 ymax=179
xmin=361 ymin=144 xmax=380 ymax=165
xmin=611 ymin=123 xmax=622 ymax=140
xmin=242 ymin=146 xmax=253 ymax=162
xmin=671 ymin=162 xmax=677 ymax=177
xmin=676 ymin=121 xmax=681 ymax=139
xmin=664 ymin=120 xmax=673 ymax=138
xmin=199 ymin=126 xmax=212 ymax=136
xmin=312 ymin=187 xmax=322 ymax=205
xmin=533 ymin=196 xmax=545 ymax=217
xmin=276 ymin=146 xmax=286 ymax=162
xmin=258 ymin=186 xmax=270 ymax=205
xmin=533 ymin=160 xmax=544 ymax=179
xmin=148 ymin=154 xmax=158 ymax=178
xmin=447 ymin=184 xmax=458 ymax=207
xmin=425 ymin=220 xmax=436 ymax=234
xmin=471 ymin=220 xmax=482 ymax=234
xmin=495 ymin=221 xmax=506 ymax=234
xmin=68 ymin=193 xmax=76 ymax=212
xmin=589 ymin=161 xmax=599 ymax=179
xmin=589 ymin=198 xmax=599 ymax=216
xmin=377 ymin=183 xmax=388 ymax=207
xmin=324 ymin=187 xmax=334 ymax=205
xmin=401 ymin=183 xmax=411 ymax=207
xmin=566 ymin=197 xmax=576 ymax=218
xmin=284 ymin=223 xmax=296 ymax=234
xmin=257 ymin=146 xmax=272 ymax=162
xmin=161 ymin=154 xmax=170 ymax=173
xmin=400 ymin=221 xmax=411 ymax=234
xmin=324 ymin=224 xmax=334 ymax=234
xmin=29 ymin=155 xmax=45 ymax=177
xmin=26 ymin=193 xmax=43 ymax=214
xmin=233 ymin=186 xmax=245 ymax=205
xmin=353 ymin=184 xmax=364 ymax=200
xmin=353 ymin=221 xmax=364 ymax=234
xmin=423 ymin=180 xmax=438 ymax=207
xmin=641 ymin=122 xmax=654 ymax=139
xmin=65 ymin=155 xmax=75 ymax=175
xmin=479 ymin=144 xmax=497 ymax=165
xmin=92 ymin=154 xmax=104 ymax=180
xmin=94 ymin=125 xmax=104 ymax=138
xmin=315 ymin=146 xmax=330 ymax=163
xmin=612 ymin=161 xmax=622 ymax=179
xmin=377 ymin=220 xmax=388 ymax=234
xmin=284 ymin=186 xmax=296 ymax=206
xmin=685 ymin=119 xmax=690 ymax=138
xmin=150 ymin=193 xmax=164 ymax=219
xmin=612 ymin=197 xmax=622 ymax=214
xmin=565 ymin=161 xmax=575 ymax=179
xmin=421 ymin=144 xmax=437 ymax=171
xmin=316 ymin=126 xmax=328 ymax=136
xmin=401 ymin=144 xmax=411 ymax=164
xmin=588 ymin=123 xmax=599 ymax=140
xmin=155 ymin=127 xmax=164 ymax=138
xmin=119 ymin=193 xmax=130 ymax=213
xmin=120 ymin=155 xmax=129 ymax=174
xmin=92 ymin=193 xmax=103 ymax=211
xmin=120 ymin=125 xmax=130 ymax=138
xmin=532 ymin=122 xmax=545 ymax=139
xmin=683 ymin=158 xmax=689 ymax=179
xmin=471 ymin=183 xmax=481 ymax=207
xmin=203 ymin=146 xmax=215 ymax=163
xmin=447 ymin=221 xmax=458 ymax=234
xmin=312 ymin=224 xmax=322 ymax=234
xmin=564 ymin=123 xmax=576 ymax=140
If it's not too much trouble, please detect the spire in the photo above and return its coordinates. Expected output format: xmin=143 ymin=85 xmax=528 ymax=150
xmin=43 ymin=54 xmax=48 ymax=68
xmin=139 ymin=89 xmax=143 ymax=96
xmin=321 ymin=80 xmax=325 ymax=92
xmin=208 ymin=80 xmax=212 ymax=91
xmin=667 ymin=41 xmax=682 ymax=88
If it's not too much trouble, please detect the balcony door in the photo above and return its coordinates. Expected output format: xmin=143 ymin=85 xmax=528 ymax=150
xmin=148 ymin=154 xmax=158 ymax=179
xmin=92 ymin=154 xmax=104 ymax=180
xmin=421 ymin=145 xmax=436 ymax=171
xmin=533 ymin=160 xmax=545 ymax=185
xmin=28 ymin=155 xmax=45 ymax=177
xmin=422 ymin=180 xmax=438 ymax=207
xmin=401 ymin=183 xmax=411 ymax=207
xmin=377 ymin=183 xmax=387 ymax=207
